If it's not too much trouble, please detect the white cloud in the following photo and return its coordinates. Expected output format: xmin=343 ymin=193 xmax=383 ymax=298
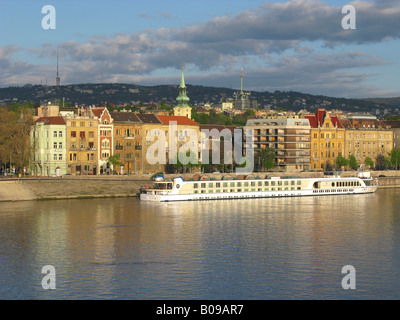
xmin=1 ymin=0 xmax=400 ymax=97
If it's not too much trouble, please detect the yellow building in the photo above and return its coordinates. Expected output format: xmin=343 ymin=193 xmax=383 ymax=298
xmin=305 ymin=109 xmax=345 ymax=170
xmin=65 ymin=108 xmax=99 ymax=175
xmin=340 ymin=115 xmax=393 ymax=166
xmin=173 ymin=106 xmax=191 ymax=119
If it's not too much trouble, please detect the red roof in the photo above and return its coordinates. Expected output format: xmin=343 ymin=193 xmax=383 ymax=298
xmin=91 ymin=108 xmax=105 ymax=118
xmin=304 ymin=114 xmax=317 ymax=128
xmin=304 ymin=109 xmax=342 ymax=129
xmin=157 ymin=115 xmax=199 ymax=126
xmin=35 ymin=117 xmax=66 ymax=125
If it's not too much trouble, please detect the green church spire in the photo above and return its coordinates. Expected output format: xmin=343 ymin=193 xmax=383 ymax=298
xmin=176 ymin=65 xmax=190 ymax=106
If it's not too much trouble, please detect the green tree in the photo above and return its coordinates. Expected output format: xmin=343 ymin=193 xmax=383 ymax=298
xmin=388 ymin=149 xmax=400 ymax=169
xmin=107 ymin=154 xmax=122 ymax=174
xmin=335 ymin=155 xmax=348 ymax=169
xmin=173 ymin=150 xmax=199 ymax=173
xmin=364 ymin=157 xmax=374 ymax=169
xmin=244 ymin=109 xmax=255 ymax=117
xmin=256 ymin=148 xmax=276 ymax=172
xmin=0 ymin=108 xmax=33 ymax=174
xmin=375 ymin=154 xmax=387 ymax=170
xmin=347 ymin=155 xmax=358 ymax=170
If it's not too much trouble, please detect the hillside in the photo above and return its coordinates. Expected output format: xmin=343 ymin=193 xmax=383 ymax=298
xmin=0 ymin=83 xmax=398 ymax=114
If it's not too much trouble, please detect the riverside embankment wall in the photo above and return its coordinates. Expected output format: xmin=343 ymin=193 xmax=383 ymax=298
xmin=1 ymin=170 xmax=400 ymax=202
xmin=0 ymin=177 xmax=153 ymax=202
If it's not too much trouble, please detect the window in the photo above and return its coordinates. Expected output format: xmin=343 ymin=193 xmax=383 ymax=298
xmin=59 ymin=154 xmax=63 ymax=161
xmin=89 ymin=131 xmax=94 ymax=138
xmin=53 ymin=142 xmax=57 ymax=149
xmin=80 ymin=131 xmax=85 ymax=139
xmin=53 ymin=154 xmax=57 ymax=161
xmin=59 ymin=142 xmax=62 ymax=149
xmin=59 ymin=131 xmax=63 ymax=137
xmin=53 ymin=131 xmax=57 ymax=137
xmin=71 ymin=131 xmax=76 ymax=137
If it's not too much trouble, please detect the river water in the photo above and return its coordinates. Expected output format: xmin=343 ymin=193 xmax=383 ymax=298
xmin=0 ymin=188 xmax=399 ymax=300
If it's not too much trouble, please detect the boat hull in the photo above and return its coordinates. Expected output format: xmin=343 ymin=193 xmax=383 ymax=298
xmin=140 ymin=185 xmax=377 ymax=202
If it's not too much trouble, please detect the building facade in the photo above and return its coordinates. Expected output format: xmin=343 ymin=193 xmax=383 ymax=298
xmin=65 ymin=108 xmax=99 ymax=175
xmin=305 ymin=109 xmax=345 ymax=171
xmin=92 ymin=108 xmax=114 ymax=174
xmin=111 ymin=111 xmax=142 ymax=174
xmin=31 ymin=117 xmax=67 ymax=176
xmin=340 ymin=115 xmax=393 ymax=166
xmin=244 ymin=118 xmax=311 ymax=172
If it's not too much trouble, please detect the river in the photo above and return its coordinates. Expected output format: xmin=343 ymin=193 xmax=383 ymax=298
xmin=0 ymin=188 xmax=399 ymax=299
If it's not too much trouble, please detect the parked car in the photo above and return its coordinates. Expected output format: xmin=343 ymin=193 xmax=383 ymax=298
xmin=150 ymin=172 xmax=164 ymax=180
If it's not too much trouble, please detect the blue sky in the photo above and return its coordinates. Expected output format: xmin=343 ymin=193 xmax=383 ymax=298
xmin=1 ymin=0 xmax=400 ymax=98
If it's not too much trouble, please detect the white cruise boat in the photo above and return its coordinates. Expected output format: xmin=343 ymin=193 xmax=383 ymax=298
xmin=140 ymin=172 xmax=378 ymax=202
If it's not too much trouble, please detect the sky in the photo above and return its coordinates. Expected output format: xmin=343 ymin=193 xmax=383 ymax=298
xmin=1 ymin=0 xmax=400 ymax=98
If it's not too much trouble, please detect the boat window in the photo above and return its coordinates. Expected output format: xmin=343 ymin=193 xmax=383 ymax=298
xmin=194 ymin=183 xmax=198 ymax=189
xmin=297 ymin=181 xmax=301 ymax=185
xmin=237 ymin=182 xmax=242 ymax=187
xmin=291 ymin=181 xmax=295 ymax=186
xmin=208 ymin=183 xmax=213 ymax=188
xmin=251 ymin=182 xmax=256 ymax=187
xmin=265 ymin=181 xmax=269 ymax=186
xmin=230 ymin=182 xmax=235 ymax=187
xmin=271 ymin=181 xmax=276 ymax=186
xmin=332 ymin=182 xmax=335 ymax=187
xmin=244 ymin=182 xmax=249 ymax=187
xmin=201 ymin=183 xmax=206 ymax=188
xmin=223 ymin=182 xmax=228 ymax=188
xmin=216 ymin=182 xmax=220 ymax=188
xmin=258 ymin=181 xmax=263 ymax=187
xmin=284 ymin=181 xmax=289 ymax=186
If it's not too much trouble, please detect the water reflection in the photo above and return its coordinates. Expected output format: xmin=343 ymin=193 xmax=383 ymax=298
xmin=0 ymin=189 xmax=399 ymax=299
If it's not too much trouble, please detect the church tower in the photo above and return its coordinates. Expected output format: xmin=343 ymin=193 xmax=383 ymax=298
xmin=174 ymin=65 xmax=192 ymax=118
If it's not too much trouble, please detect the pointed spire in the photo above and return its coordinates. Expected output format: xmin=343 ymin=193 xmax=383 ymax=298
xmin=180 ymin=64 xmax=186 ymax=88
xmin=176 ymin=65 xmax=190 ymax=106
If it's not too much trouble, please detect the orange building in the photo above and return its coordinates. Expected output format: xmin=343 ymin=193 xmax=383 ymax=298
xmin=110 ymin=112 xmax=142 ymax=174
